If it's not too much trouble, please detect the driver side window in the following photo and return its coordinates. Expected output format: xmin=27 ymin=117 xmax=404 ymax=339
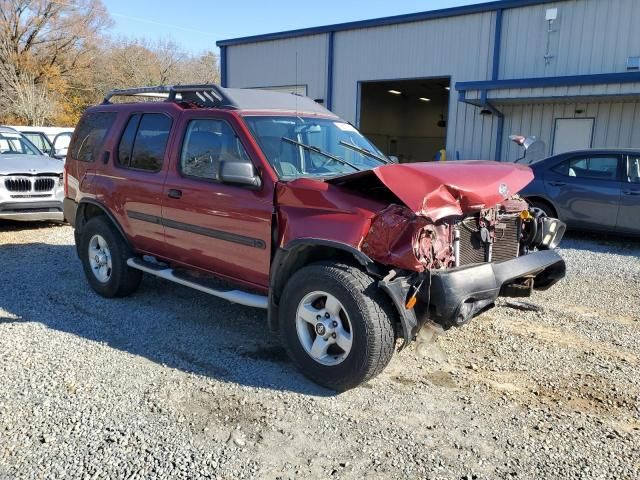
xmin=180 ymin=119 xmax=251 ymax=181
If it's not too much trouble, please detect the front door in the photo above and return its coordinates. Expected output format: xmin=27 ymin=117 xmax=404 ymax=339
xmin=617 ymin=154 xmax=640 ymax=234
xmin=161 ymin=112 xmax=273 ymax=290
xmin=544 ymin=154 xmax=622 ymax=231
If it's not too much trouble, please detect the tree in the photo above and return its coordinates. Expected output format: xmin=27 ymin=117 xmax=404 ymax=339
xmin=0 ymin=0 xmax=111 ymax=124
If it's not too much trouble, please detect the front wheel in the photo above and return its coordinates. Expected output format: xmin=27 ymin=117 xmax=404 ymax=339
xmin=279 ymin=262 xmax=396 ymax=391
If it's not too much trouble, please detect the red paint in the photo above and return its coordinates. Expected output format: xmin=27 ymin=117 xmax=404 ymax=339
xmin=329 ymin=161 xmax=534 ymax=221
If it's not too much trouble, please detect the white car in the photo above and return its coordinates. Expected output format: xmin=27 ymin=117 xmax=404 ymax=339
xmin=7 ymin=126 xmax=74 ymax=160
xmin=0 ymin=126 xmax=64 ymax=222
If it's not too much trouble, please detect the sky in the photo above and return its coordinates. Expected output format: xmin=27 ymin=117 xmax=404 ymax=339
xmin=101 ymin=0 xmax=488 ymax=54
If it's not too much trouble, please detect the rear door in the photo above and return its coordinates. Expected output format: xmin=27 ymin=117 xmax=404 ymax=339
xmin=160 ymin=111 xmax=273 ymax=290
xmin=617 ymin=154 xmax=640 ymax=234
xmin=94 ymin=110 xmax=176 ymax=257
xmin=544 ymin=154 xmax=623 ymax=230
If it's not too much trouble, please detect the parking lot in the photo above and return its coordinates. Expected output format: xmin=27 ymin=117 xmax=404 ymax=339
xmin=0 ymin=221 xmax=638 ymax=479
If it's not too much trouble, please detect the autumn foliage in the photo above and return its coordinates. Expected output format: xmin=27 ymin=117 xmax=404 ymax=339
xmin=0 ymin=0 xmax=219 ymax=126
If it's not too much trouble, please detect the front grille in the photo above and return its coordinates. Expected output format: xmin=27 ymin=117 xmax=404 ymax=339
xmin=457 ymin=214 xmax=521 ymax=266
xmin=4 ymin=178 xmax=31 ymax=192
xmin=34 ymin=178 xmax=55 ymax=192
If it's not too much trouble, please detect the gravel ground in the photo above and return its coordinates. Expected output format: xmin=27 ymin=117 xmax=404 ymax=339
xmin=0 ymin=221 xmax=638 ymax=479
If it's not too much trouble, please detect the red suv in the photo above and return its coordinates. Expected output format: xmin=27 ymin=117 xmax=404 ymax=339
xmin=63 ymin=85 xmax=566 ymax=390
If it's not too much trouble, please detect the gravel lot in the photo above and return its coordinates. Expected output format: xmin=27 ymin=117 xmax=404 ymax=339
xmin=0 ymin=221 xmax=639 ymax=479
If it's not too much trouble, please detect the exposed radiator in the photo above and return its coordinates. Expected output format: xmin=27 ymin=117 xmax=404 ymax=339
xmin=457 ymin=214 xmax=521 ymax=266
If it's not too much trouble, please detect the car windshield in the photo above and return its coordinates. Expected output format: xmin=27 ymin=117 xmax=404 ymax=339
xmin=243 ymin=116 xmax=387 ymax=179
xmin=0 ymin=131 xmax=42 ymax=156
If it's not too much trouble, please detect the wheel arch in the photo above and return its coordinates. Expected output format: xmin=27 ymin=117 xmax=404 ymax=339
xmin=75 ymin=199 xmax=132 ymax=251
xmin=525 ymin=195 xmax=558 ymax=218
xmin=268 ymin=238 xmax=382 ymax=332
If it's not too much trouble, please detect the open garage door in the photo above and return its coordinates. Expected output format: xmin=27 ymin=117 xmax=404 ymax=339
xmin=359 ymin=78 xmax=450 ymax=163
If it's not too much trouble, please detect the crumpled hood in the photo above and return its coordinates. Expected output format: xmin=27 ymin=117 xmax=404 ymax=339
xmin=328 ymin=160 xmax=533 ymax=220
xmin=0 ymin=154 xmax=63 ymax=175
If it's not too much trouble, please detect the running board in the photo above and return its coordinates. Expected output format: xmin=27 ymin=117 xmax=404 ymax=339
xmin=126 ymin=258 xmax=268 ymax=309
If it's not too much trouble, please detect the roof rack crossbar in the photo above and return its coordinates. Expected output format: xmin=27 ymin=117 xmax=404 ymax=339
xmin=102 ymin=84 xmax=237 ymax=108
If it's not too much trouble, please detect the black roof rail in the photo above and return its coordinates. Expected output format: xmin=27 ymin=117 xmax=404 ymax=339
xmin=102 ymin=84 xmax=238 ymax=109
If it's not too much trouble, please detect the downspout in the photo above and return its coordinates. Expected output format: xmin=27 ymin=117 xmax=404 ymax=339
xmin=220 ymin=46 xmax=228 ymax=88
xmin=480 ymin=90 xmax=504 ymax=161
xmin=326 ymin=31 xmax=335 ymax=111
xmin=491 ymin=8 xmax=504 ymax=161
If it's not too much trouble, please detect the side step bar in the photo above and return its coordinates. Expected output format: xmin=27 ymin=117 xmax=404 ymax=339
xmin=126 ymin=258 xmax=268 ymax=309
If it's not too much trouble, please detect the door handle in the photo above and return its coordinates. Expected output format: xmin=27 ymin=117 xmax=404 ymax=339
xmin=102 ymin=151 xmax=110 ymax=164
xmin=622 ymin=190 xmax=640 ymax=196
xmin=548 ymin=181 xmax=566 ymax=187
xmin=167 ymin=189 xmax=182 ymax=199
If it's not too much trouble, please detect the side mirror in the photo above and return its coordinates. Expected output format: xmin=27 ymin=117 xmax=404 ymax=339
xmin=219 ymin=160 xmax=262 ymax=188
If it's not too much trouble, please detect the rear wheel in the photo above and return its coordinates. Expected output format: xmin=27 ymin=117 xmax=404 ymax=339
xmin=79 ymin=216 xmax=141 ymax=298
xmin=279 ymin=262 xmax=396 ymax=391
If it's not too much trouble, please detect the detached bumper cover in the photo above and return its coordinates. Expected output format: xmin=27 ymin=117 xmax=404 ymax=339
xmin=380 ymin=249 xmax=565 ymax=345
xmin=426 ymin=249 xmax=565 ymax=329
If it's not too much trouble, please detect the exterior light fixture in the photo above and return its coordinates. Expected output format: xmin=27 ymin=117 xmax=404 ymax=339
xmin=388 ymin=90 xmax=402 ymax=95
xmin=444 ymin=86 xmax=451 ymax=91
xmin=419 ymin=97 xmax=431 ymax=102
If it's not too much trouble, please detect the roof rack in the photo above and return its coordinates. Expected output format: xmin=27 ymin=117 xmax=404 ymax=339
xmin=102 ymin=84 xmax=238 ymax=109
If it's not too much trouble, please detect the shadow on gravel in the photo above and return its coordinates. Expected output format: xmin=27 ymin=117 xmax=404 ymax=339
xmin=0 ymin=241 xmax=333 ymax=397
xmin=0 ymin=220 xmax=66 ymax=232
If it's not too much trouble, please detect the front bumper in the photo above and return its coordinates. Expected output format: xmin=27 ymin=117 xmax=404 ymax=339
xmin=380 ymin=249 xmax=566 ymax=345
xmin=425 ymin=249 xmax=565 ymax=329
xmin=0 ymin=200 xmax=64 ymax=222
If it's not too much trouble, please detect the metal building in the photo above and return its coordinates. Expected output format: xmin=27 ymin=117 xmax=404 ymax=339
xmin=217 ymin=0 xmax=640 ymax=162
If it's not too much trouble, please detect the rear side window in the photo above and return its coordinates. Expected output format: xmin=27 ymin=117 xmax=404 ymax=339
xmin=71 ymin=112 xmax=117 ymax=162
xmin=117 ymin=113 xmax=172 ymax=171
xmin=552 ymin=156 xmax=620 ymax=180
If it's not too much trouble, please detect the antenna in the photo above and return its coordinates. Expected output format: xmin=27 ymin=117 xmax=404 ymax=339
xmin=295 ymin=51 xmax=299 ymax=118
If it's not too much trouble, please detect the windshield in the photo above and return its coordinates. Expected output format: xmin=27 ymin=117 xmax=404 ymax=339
xmin=243 ymin=116 xmax=387 ymax=179
xmin=0 ymin=131 xmax=42 ymax=156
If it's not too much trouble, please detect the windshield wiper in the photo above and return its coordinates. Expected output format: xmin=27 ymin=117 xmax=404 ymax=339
xmin=281 ymin=137 xmax=360 ymax=171
xmin=339 ymin=140 xmax=390 ymax=164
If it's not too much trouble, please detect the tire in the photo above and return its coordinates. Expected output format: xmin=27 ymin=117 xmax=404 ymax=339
xmin=529 ymin=199 xmax=556 ymax=218
xmin=279 ymin=262 xmax=396 ymax=391
xmin=79 ymin=216 xmax=142 ymax=298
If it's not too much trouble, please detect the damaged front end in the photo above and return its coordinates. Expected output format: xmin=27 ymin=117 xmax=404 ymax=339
xmin=326 ymin=161 xmax=566 ymax=347
xmin=367 ymin=200 xmax=566 ymax=346
xmin=267 ymin=161 xmax=568 ymax=348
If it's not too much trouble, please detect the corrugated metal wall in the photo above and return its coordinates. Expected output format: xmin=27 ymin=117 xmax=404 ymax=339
xmin=500 ymin=0 xmax=640 ymax=78
xmin=224 ymin=0 xmax=640 ymax=162
xmin=332 ymin=12 xmax=497 ymax=159
xmin=500 ymin=100 xmax=640 ymax=161
xmin=226 ymin=34 xmax=329 ymax=101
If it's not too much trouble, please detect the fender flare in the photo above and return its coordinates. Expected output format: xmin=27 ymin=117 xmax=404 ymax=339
xmin=267 ymin=238 xmax=379 ymax=332
xmin=75 ymin=199 xmax=132 ymax=250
